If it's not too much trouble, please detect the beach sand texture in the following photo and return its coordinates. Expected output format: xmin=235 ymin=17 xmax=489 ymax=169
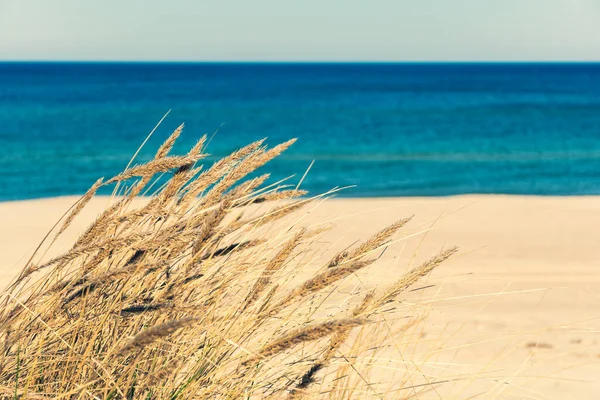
xmin=1 ymin=195 xmax=599 ymax=399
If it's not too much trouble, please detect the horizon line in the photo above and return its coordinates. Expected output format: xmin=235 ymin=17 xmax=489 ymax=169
xmin=1 ymin=60 xmax=600 ymax=64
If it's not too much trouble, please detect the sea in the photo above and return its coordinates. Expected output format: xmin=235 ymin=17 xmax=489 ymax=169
xmin=1 ymin=62 xmax=600 ymax=201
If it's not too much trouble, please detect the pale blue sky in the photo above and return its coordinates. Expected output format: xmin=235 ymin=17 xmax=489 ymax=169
xmin=1 ymin=0 xmax=599 ymax=61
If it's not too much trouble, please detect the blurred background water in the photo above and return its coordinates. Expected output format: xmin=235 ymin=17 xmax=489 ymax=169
xmin=1 ymin=62 xmax=599 ymax=200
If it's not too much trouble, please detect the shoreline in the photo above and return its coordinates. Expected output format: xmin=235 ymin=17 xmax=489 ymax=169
xmin=6 ymin=192 xmax=600 ymax=204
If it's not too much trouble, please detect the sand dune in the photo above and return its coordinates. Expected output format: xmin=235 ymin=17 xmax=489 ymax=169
xmin=1 ymin=195 xmax=599 ymax=398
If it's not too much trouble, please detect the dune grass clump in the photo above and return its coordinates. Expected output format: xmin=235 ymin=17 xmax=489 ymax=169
xmin=0 ymin=126 xmax=456 ymax=399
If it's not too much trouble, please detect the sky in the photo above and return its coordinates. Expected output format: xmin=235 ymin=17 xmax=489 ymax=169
xmin=0 ymin=0 xmax=599 ymax=61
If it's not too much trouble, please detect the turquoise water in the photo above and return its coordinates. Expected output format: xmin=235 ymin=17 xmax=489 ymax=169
xmin=1 ymin=62 xmax=600 ymax=200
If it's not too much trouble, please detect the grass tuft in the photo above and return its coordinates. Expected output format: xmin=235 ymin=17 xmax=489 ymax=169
xmin=0 ymin=126 xmax=456 ymax=398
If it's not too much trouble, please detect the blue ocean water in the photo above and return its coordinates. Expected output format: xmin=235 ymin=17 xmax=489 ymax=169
xmin=1 ymin=62 xmax=600 ymax=200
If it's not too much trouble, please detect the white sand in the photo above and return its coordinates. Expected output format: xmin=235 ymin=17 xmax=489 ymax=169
xmin=1 ymin=195 xmax=599 ymax=398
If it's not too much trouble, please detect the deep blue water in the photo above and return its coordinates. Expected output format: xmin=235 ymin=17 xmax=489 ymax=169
xmin=1 ymin=62 xmax=600 ymax=200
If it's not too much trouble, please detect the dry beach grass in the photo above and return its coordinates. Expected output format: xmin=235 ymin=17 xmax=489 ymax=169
xmin=0 ymin=127 xmax=459 ymax=399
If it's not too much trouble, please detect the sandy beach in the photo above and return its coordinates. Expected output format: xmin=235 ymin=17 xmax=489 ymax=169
xmin=1 ymin=195 xmax=599 ymax=398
